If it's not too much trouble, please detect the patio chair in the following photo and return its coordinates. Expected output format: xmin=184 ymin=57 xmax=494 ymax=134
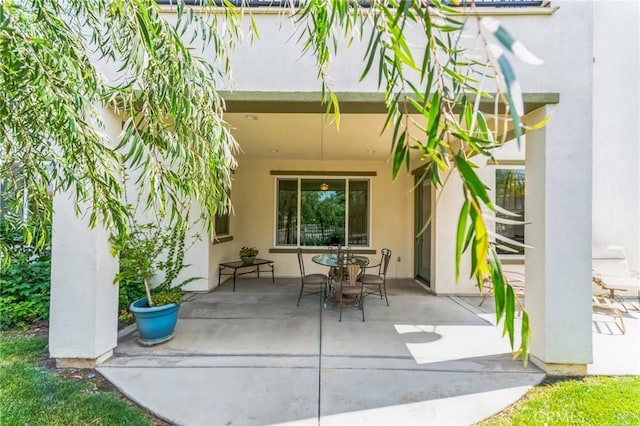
xmin=357 ymin=248 xmax=391 ymax=306
xmin=592 ymin=295 xmax=626 ymax=334
xmin=479 ymin=270 xmax=526 ymax=307
xmin=337 ymin=261 xmax=365 ymax=322
xmin=592 ymin=245 xmax=640 ymax=312
xmin=296 ymin=248 xmax=328 ymax=306
xmin=328 ymin=243 xmax=341 ymax=256
xmin=327 ymin=245 xmax=351 ymax=290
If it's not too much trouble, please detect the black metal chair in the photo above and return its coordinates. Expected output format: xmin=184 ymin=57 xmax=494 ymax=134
xmin=357 ymin=248 xmax=391 ymax=306
xmin=337 ymin=261 xmax=365 ymax=322
xmin=327 ymin=245 xmax=351 ymax=293
xmin=327 ymin=244 xmax=341 ymax=285
xmin=296 ymin=248 xmax=328 ymax=306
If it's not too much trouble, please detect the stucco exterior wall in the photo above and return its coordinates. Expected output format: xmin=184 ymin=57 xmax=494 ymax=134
xmin=156 ymin=3 xmax=587 ymax=96
xmin=592 ymin=0 xmax=640 ymax=271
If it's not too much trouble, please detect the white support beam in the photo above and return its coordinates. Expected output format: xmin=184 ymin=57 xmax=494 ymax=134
xmin=49 ymin=195 xmax=119 ymax=367
xmin=525 ymin=105 xmax=593 ymax=374
xmin=49 ymin=106 xmax=122 ymax=367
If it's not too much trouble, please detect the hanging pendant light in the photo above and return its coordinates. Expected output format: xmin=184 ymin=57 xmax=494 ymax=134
xmin=320 ymin=182 xmax=329 ymax=191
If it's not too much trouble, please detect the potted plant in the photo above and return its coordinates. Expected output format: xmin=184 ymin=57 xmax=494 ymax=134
xmin=239 ymin=246 xmax=259 ymax=264
xmin=112 ymin=221 xmax=200 ymax=346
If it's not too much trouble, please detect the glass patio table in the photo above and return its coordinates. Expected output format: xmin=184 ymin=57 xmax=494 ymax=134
xmin=311 ymin=254 xmax=370 ymax=268
xmin=312 ymin=254 xmax=370 ymax=307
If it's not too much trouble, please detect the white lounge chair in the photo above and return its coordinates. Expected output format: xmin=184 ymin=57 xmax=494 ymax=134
xmin=592 ymin=245 xmax=640 ymax=312
xmin=592 ymin=295 xmax=626 ymax=334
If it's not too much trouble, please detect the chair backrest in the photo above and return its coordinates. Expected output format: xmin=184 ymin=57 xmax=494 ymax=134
xmin=328 ymin=244 xmax=341 ymax=256
xmin=297 ymin=247 xmax=306 ymax=277
xmin=336 ymin=246 xmax=352 ymax=267
xmin=592 ymin=246 xmax=631 ymax=278
xmin=345 ymin=263 xmax=361 ymax=287
xmin=379 ymin=248 xmax=392 ymax=277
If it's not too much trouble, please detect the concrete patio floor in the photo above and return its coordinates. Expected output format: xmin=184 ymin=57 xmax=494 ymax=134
xmin=99 ymin=278 xmax=549 ymax=425
xmin=588 ymin=299 xmax=640 ymax=375
xmin=458 ymin=295 xmax=640 ymax=376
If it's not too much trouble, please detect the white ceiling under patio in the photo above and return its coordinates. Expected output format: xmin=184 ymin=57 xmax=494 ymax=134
xmin=225 ymin=113 xmax=404 ymax=162
xmin=221 ymin=92 xmax=556 ymax=163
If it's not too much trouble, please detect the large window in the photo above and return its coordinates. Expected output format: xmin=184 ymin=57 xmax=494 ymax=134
xmin=276 ymin=178 xmax=370 ymax=247
xmin=495 ymin=168 xmax=525 ymax=255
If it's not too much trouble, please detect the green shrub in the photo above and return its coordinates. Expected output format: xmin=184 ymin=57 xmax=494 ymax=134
xmin=117 ymin=277 xmax=146 ymax=313
xmin=112 ymin=219 xmax=200 ymax=308
xmin=0 ymin=230 xmax=51 ymax=330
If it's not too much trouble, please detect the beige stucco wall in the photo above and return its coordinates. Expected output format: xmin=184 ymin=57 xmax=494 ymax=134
xmin=208 ymin=139 xmax=529 ymax=294
xmin=225 ymin=159 xmax=415 ymax=281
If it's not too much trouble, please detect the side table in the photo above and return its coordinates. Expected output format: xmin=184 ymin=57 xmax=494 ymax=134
xmin=218 ymin=259 xmax=275 ymax=292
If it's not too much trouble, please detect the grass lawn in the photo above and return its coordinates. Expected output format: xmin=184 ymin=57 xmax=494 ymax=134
xmin=482 ymin=375 xmax=640 ymax=425
xmin=0 ymin=331 xmax=155 ymax=426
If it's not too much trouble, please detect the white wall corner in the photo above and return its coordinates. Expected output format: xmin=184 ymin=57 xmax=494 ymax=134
xmin=526 ymin=104 xmax=593 ymax=367
xmin=49 ymin=194 xmax=119 ymax=362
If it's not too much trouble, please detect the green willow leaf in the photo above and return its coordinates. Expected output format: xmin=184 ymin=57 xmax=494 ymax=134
xmin=504 ymin=285 xmax=516 ymax=347
xmin=472 ymin=207 xmax=490 ymax=277
xmin=519 ymin=311 xmax=530 ymax=365
xmin=463 ymin=208 xmax=476 ymax=253
xmin=360 ymin=30 xmax=382 ymax=82
xmin=455 ymin=199 xmax=471 ymax=281
xmin=406 ymin=96 xmax=427 ymax=116
xmin=489 ymin=251 xmax=506 ymax=321
xmin=427 ymin=92 xmax=441 ymax=139
xmin=392 ymin=131 xmax=407 ymax=179
xmin=454 ymin=155 xmax=493 ymax=209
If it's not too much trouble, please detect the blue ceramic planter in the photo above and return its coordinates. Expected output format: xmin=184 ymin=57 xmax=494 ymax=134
xmin=130 ymin=298 xmax=180 ymax=346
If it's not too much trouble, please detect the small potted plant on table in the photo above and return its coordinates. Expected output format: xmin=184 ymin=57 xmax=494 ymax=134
xmin=239 ymin=246 xmax=259 ymax=265
xmin=112 ymin=221 xmax=200 ymax=346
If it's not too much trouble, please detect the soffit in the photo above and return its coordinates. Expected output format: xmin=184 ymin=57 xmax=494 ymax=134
xmin=224 ymin=92 xmax=558 ymax=161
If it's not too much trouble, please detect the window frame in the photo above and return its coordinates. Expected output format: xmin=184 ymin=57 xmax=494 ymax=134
xmin=273 ymin=175 xmax=372 ymax=249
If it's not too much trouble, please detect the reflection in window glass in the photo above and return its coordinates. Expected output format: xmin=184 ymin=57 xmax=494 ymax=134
xmin=495 ymin=169 xmax=525 ymax=255
xmin=300 ymin=179 xmax=345 ymax=246
xmin=275 ymin=178 xmax=369 ymax=247
xmin=348 ymin=180 xmax=369 ymax=246
xmin=277 ymin=179 xmax=298 ymax=246
xmin=214 ymin=212 xmax=230 ymax=236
